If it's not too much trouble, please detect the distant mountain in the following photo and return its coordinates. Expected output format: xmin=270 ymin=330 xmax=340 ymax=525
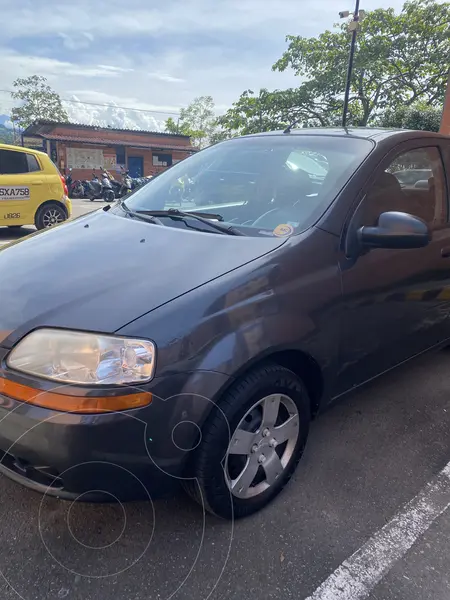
xmin=0 ymin=124 xmax=15 ymax=144
xmin=0 ymin=115 xmax=12 ymax=127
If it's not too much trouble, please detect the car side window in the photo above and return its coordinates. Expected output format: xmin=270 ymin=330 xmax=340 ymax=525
xmin=26 ymin=154 xmax=41 ymax=172
xmin=0 ymin=149 xmax=29 ymax=175
xmin=364 ymin=146 xmax=446 ymax=227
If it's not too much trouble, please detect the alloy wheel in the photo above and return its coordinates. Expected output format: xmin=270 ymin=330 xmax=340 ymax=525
xmin=42 ymin=208 xmax=64 ymax=228
xmin=225 ymin=394 xmax=300 ymax=499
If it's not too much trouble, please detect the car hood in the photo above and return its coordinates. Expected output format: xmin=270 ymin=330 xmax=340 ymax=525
xmin=0 ymin=209 xmax=285 ymax=347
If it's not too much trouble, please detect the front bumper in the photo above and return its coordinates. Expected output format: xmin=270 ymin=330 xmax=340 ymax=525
xmin=0 ymin=364 xmax=229 ymax=502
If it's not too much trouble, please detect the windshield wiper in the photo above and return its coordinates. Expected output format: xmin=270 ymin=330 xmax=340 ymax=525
xmin=120 ymin=200 xmax=164 ymax=226
xmin=136 ymin=208 xmax=245 ymax=236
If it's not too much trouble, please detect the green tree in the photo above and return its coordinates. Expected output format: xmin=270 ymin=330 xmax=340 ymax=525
xmin=273 ymin=0 xmax=450 ymax=127
xmin=208 ymin=126 xmax=232 ymax=145
xmin=11 ymin=75 xmax=69 ymax=129
xmin=165 ymin=96 xmax=217 ymax=148
xmin=377 ymin=102 xmax=442 ymax=131
xmin=217 ymin=89 xmax=288 ymax=135
xmin=217 ymin=87 xmax=342 ymax=136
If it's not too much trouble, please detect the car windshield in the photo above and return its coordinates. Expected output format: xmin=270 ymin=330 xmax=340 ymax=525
xmin=124 ymin=135 xmax=373 ymax=237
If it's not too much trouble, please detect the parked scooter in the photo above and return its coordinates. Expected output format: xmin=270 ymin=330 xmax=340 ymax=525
xmin=101 ymin=171 xmax=115 ymax=203
xmin=65 ymin=170 xmax=84 ymax=198
xmin=109 ymin=178 xmax=123 ymax=198
xmin=81 ymin=173 xmax=101 ymax=201
xmin=87 ymin=174 xmax=102 ymax=201
xmin=83 ymin=172 xmax=115 ymax=202
xmin=120 ymin=170 xmax=133 ymax=196
xmin=100 ymin=169 xmax=128 ymax=199
xmin=81 ymin=179 xmax=93 ymax=198
xmin=70 ymin=179 xmax=85 ymax=198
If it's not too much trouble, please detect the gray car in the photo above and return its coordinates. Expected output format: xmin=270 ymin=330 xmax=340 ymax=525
xmin=0 ymin=128 xmax=449 ymax=519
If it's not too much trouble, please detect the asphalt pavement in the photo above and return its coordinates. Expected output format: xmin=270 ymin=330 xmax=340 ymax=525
xmin=0 ymin=199 xmax=450 ymax=599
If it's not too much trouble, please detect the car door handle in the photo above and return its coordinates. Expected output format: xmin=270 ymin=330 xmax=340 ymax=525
xmin=441 ymin=247 xmax=450 ymax=258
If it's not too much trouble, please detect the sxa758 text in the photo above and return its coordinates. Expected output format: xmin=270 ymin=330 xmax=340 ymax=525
xmin=0 ymin=187 xmax=30 ymax=197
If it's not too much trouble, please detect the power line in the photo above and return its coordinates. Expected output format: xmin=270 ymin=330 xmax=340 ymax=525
xmin=0 ymin=89 xmax=180 ymax=117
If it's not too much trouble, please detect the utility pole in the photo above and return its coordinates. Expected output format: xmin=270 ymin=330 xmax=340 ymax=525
xmin=11 ymin=118 xmax=18 ymax=145
xmin=340 ymin=1 xmax=365 ymax=128
xmin=440 ymin=72 xmax=450 ymax=135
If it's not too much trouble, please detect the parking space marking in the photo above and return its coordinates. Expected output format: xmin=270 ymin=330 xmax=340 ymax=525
xmin=305 ymin=462 xmax=450 ymax=600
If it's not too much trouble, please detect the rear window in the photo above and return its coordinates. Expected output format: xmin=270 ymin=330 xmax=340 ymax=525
xmin=27 ymin=154 xmax=41 ymax=172
xmin=0 ymin=149 xmax=28 ymax=174
xmin=0 ymin=149 xmax=42 ymax=175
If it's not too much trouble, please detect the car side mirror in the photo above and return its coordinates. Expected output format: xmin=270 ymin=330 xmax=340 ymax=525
xmin=358 ymin=211 xmax=430 ymax=250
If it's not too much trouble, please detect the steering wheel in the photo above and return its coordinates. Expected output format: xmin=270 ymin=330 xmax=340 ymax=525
xmin=252 ymin=165 xmax=315 ymax=228
xmin=251 ymin=208 xmax=282 ymax=228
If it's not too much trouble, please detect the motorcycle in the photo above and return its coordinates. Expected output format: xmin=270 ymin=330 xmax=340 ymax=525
xmin=109 ymin=178 xmax=124 ymax=198
xmin=100 ymin=169 xmax=131 ymax=199
xmin=83 ymin=172 xmax=115 ymax=202
xmin=64 ymin=169 xmax=84 ymax=199
xmin=101 ymin=172 xmax=115 ymax=203
xmin=120 ymin=170 xmax=133 ymax=196
xmin=70 ymin=180 xmax=84 ymax=198
xmin=82 ymin=174 xmax=102 ymax=201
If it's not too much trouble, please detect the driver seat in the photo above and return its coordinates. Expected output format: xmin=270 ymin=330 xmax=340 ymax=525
xmin=252 ymin=168 xmax=315 ymax=229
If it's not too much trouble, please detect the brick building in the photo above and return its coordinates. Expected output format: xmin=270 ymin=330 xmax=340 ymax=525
xmin=22 ymin=121 xmax=197 ymax=180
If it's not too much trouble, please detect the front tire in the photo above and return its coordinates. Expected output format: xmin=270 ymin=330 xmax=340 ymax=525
xmin=103 ymin=189 xmax=115 ymax=203
xmin=183 ymin=363 xmax=310 ymax=519
xmin=35 ymin=203 xmax=67 ymax=230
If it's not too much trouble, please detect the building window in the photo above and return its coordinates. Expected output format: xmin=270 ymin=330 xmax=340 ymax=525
xmin=153 ymin=153 xmax=172 ymax=167
xmin=116 ymin=147 xmax=126 ymax=166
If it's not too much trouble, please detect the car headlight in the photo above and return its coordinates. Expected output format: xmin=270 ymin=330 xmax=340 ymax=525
xmin=6 ymin=329 xmax=156 ymax=386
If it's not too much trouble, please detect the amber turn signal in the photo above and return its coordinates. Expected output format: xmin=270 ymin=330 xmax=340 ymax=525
xmin=0 ymin=377 xmax=152 ymax=413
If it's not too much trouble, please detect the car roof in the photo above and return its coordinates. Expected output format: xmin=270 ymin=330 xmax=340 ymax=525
xmin=244 ymin=127 xmax=447 ymax=143
xmin=0 ymin=142 xmax=47 ymax=157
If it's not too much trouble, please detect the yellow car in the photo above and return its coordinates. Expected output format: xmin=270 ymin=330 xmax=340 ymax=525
xmin=0 ymin=143 xmax=72 ymax=230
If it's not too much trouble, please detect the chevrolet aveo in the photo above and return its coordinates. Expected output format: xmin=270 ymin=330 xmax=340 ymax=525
xmin=0 ymin=128 xmax=449 ymax=519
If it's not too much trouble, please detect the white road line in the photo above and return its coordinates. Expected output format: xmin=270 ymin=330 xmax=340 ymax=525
xmin=305 ymin=462 xmax=450 ymax=600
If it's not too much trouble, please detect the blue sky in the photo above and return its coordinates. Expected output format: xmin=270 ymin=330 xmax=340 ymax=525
xmin=0 ymin=0 xmax=407 ymax=128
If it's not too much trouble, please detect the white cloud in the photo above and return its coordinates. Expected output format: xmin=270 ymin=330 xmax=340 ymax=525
xmin=147 ymin=73 xmax=185 ymax=84
xmin=0 ymin=52 xmax=123 ymax=80
xmin=2 ymin=0 xmax=408 ymax=40
xmin=1 ymin=0 xmax=410 ymax=130
xmin=59 ymin=32 xmax=93 ymax=51
xmin=65 ymin=90 xmax=179 ymax=113
xmin=97 ymin=65 xmax=135 ymax=73
xmin=63 ymin=96 xmax=166 ymax=131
